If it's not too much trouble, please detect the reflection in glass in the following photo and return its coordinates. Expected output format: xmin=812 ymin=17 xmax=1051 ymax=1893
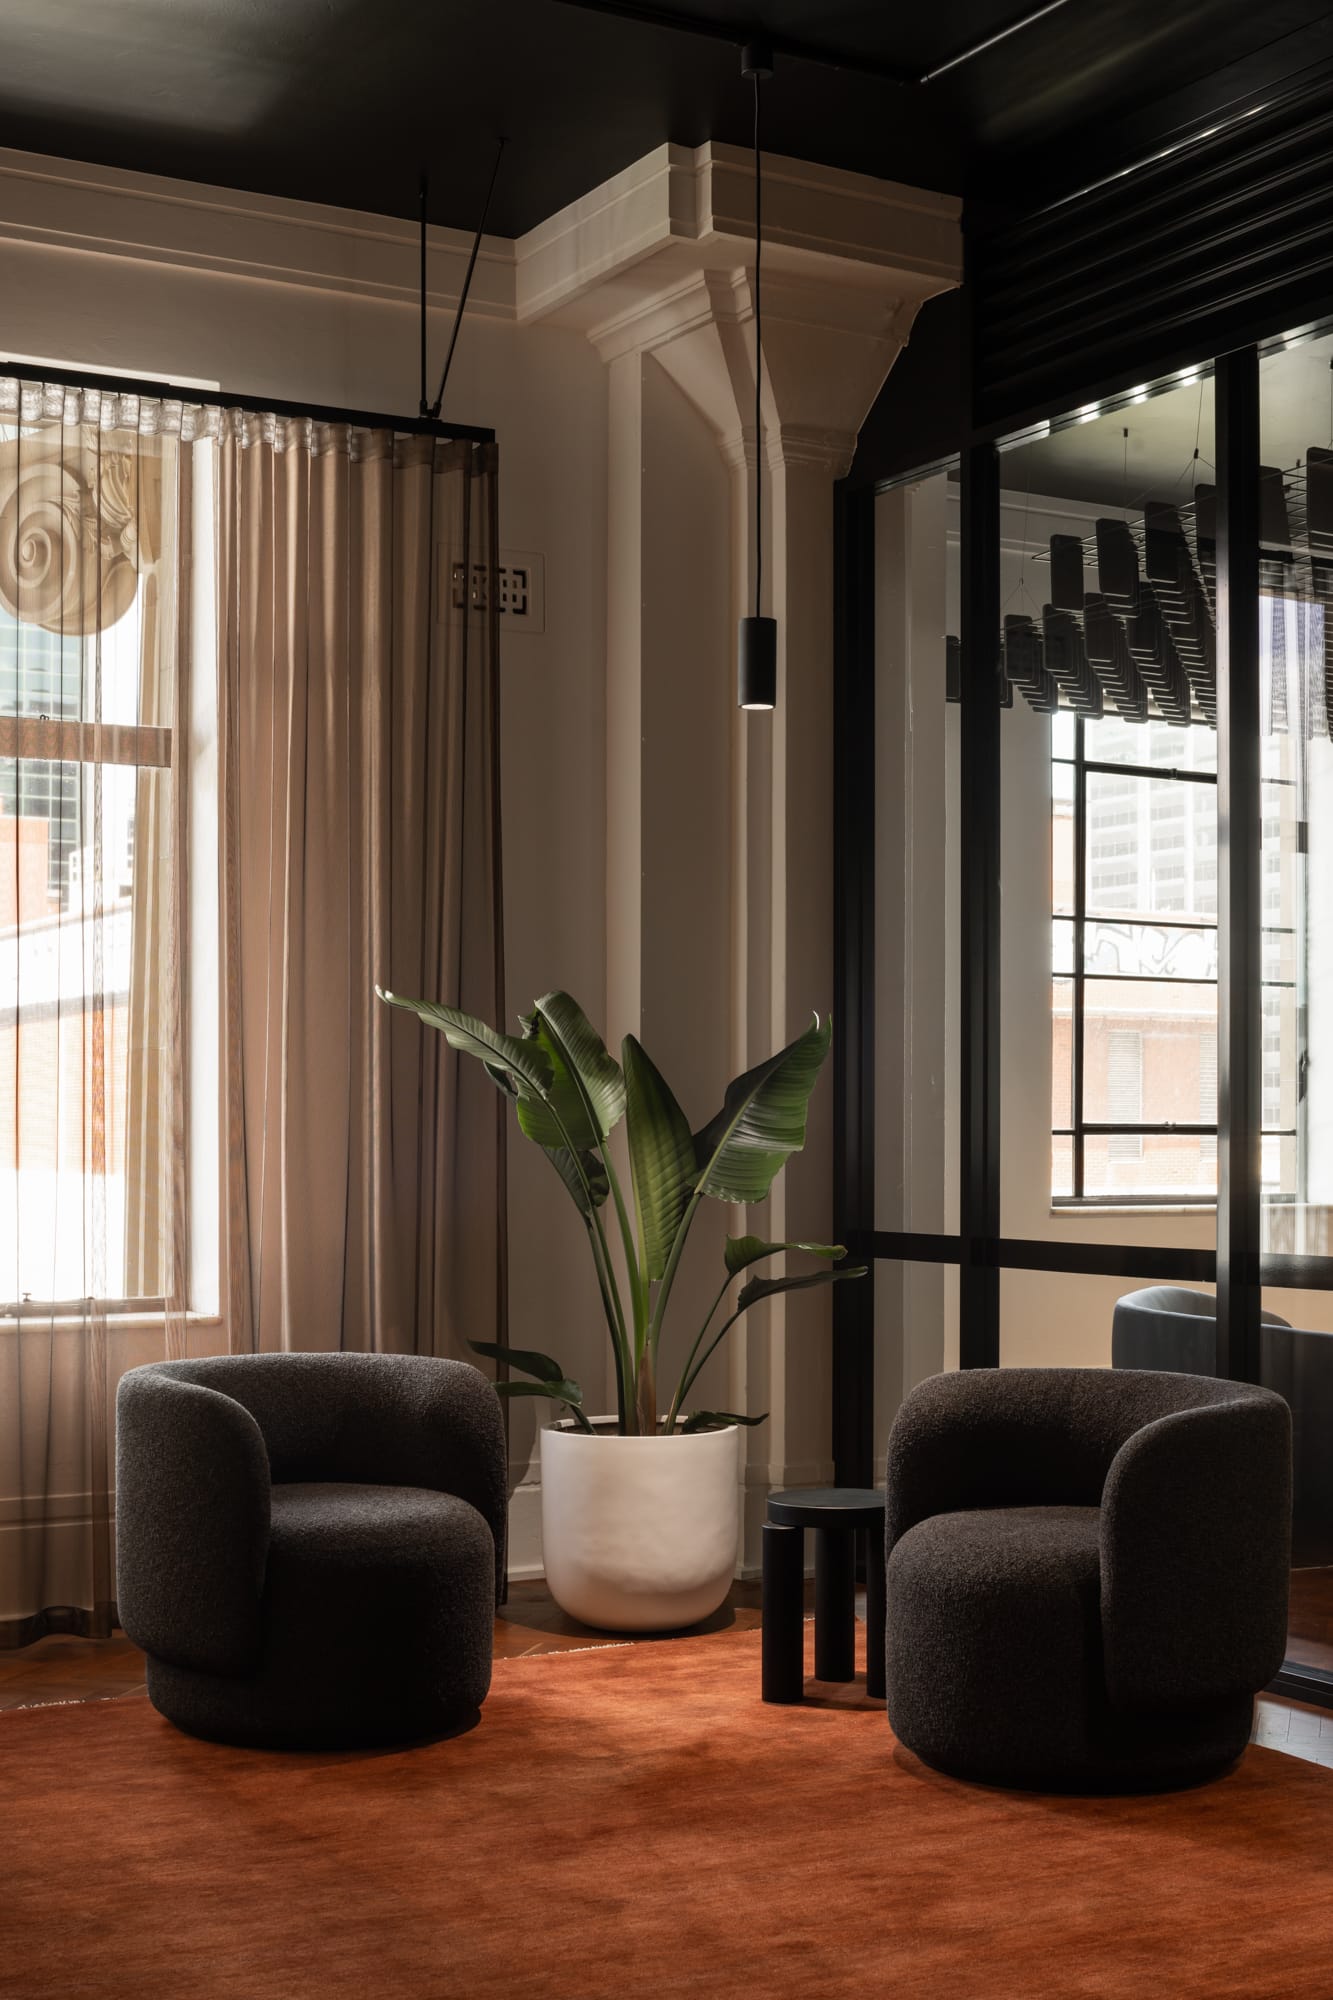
xmin=1259 ymin=326 xmax=1333 ymax=1690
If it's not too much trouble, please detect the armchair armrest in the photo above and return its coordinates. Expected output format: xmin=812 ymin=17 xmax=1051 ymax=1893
xmin=116 ymin=1367 xmax=271 ymax=1677
xmin=390 ymin=1358 xmax=508 ymax=1604
xmin=1100 ymin=1392 xmax=1291 ymax=1712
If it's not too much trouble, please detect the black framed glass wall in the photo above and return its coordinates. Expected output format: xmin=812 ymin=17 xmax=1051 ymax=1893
xmin=1253 ymin=328 xmax=1333 ymax=1689
xmin=834 ymin=337 xmax=1333 ymax=1707
xmin=864 ymin=473 xmax=960 ymax=1485
xmin=979 ymin=375 xmax=1219 ymax=1372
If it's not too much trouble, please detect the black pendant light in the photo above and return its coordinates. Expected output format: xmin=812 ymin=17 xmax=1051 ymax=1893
xmin=738 ymin=39 xmax=777 ymax=712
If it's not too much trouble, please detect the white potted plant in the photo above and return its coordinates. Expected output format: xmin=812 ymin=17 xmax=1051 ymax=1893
xmin=377 ymin=986 xmax=865 ymax=1631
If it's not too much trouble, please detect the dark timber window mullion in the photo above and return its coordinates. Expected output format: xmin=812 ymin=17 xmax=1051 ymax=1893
xmin=1216 ymin=346 xmax=1264 ymax=1386
xmin=959 ymin=440 xmax=1002 ymax=1367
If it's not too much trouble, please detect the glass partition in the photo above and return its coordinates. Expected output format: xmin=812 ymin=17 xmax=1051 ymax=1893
xmin=989 ymin=377 xmax=1218 ymax=1326
xmin=1258 ymin=329 xmax=1333 ymax=1692
xmin=872 ymin=470 xmax=960 ymax=1477
xmin=855 ymin=330 xmax=1333 ymax=1699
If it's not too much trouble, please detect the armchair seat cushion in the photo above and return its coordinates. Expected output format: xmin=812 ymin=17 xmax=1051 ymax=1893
xmin=146 ymin=1483 xmax=496 ymax=1750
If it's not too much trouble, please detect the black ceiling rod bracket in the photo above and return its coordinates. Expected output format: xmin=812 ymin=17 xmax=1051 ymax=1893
xmin=418 ymin=173 xmax=430 ymax=420
xmin=741 ymin=34 xmax=773 ymax=79
xmin=430 ymin=136 xmax=507 ymax=424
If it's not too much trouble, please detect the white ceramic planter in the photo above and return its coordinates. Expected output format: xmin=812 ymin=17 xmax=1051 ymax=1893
xmin=540 ymin=1420 xmax=741 ymax=1632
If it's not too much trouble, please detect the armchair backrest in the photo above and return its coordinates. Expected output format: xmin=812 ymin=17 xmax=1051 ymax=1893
xmin=886 ymin=1366 xmax=1279 ymax=1549
xmin=122 ymin=1352 xmax=508 ymax=1605
xmin=1112 ymin=1286 xmax=1292 ymax=1375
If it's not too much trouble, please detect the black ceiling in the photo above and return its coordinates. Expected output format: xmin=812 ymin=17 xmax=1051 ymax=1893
xmin=2 ymin=0 xmax=1333 ymax=237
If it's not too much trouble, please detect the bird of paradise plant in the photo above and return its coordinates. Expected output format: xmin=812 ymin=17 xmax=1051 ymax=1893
xmin=376 ymin=987 xmax=865 ymax=1435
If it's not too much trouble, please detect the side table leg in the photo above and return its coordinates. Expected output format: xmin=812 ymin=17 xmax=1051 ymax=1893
xmin=762 ymin=1522 xmax=805 ymax=1704
xmin=814 ymin=1527 xmax=855 ymax=1682
xmin=864 ymin=1524 xmax=886 ymax=1701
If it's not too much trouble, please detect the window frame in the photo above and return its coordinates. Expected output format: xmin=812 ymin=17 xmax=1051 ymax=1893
xmin=1052 ymin=716 xmax=1297 ymax=1205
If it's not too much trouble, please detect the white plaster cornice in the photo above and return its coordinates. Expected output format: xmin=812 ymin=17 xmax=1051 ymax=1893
xmin=514 ymin=141 xmax=961 ymax=330
xmin=0 ymin=147 xmax=517 ymax=318
xmin=0 ymin=139 xmax=960 ymax=356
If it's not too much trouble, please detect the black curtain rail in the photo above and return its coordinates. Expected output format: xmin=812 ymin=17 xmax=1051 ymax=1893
xmin=0 ymin=361 xmax=495 ymax=446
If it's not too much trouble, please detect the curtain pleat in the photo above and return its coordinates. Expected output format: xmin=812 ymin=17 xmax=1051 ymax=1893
xmin=217 ymin=426 xmax=506 ymax=1362
xmin=1 ymin=374 xmax=504 ymax=1647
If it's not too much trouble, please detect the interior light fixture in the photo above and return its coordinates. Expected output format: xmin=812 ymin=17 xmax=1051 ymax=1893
xmin=738 ymin=37 xmax=777 ymax=712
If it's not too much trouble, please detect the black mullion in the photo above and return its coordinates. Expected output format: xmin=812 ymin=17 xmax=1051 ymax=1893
xmin=1083 ymin=972 xmax=1230 ymax=984
xmin=1072 ymin=717 xmax=1087 ymax=1199
xmin=832 ymin=479 xmax=877 ymax=1487
xmin=959 ymin=438 xmax=1002 ymax=1368
xmin=1081 ymin=759 xmax=1218 ymax=784
xmin=1216 ymin=346 xmax=1264 ymax=1386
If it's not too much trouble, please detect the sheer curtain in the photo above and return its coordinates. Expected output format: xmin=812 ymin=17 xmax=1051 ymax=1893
xmin=216 ymin=421 xmax=506 ymax=1362
xmin=0 ymin=382 xmax=505 ymax=1646
xmin=0 ymin=378 xmax=190 ymax=1645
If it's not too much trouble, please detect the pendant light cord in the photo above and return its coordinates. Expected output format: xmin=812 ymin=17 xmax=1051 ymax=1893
xmin=753 ymin=69 xmax=763 ymax=622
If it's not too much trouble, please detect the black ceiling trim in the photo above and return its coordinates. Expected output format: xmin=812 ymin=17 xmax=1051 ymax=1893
xmin=543 ymin=0 xmax=1071 ymax=87
xmin=971 ymin=58 xmax=1333 ymax=432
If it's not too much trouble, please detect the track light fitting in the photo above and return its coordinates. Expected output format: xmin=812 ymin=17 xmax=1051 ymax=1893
xmin=737 ymin=43 xmax=776 ymax=712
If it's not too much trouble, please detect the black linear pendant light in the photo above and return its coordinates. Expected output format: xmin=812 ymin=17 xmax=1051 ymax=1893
xmin=738 ymin=38 xmax=777 ymax=712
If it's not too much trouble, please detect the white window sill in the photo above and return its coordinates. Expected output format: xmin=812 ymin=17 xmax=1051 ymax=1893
xmin=1048 ymin=1205 xmax=1216 ymax=1218
xmin=0 ymin=1309 xmax=224 ymax=1334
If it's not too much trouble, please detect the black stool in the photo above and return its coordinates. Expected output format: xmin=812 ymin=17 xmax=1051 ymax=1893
xmin=762 ymin=1487 xmax=886 ymax=1703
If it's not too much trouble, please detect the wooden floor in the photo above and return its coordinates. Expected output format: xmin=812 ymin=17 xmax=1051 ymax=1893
xmin=2 ymin=1579 xmax=1331 ymax=1768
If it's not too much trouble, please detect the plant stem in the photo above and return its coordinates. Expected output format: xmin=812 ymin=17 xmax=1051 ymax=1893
xmin=538 ymin=1095 xmax=635 ymax=1426
xmin=598 ymin=1143 xmax=649 ymax=1356
xmin=585 ymin=1219 xmax=630 ymax=1429
xmin=672 ymin=1303 xmax=749 ymax=1414
xmin=665 ymin=1274 xmax=734 ymax=1432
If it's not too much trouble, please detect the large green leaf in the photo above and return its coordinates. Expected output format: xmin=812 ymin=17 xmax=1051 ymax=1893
xmin=469 ymin=1338 xmax=571 ymax=1385
xmin=680 ymin=1409 xmax=769 ymax=1434
xmin=534 ymin=993 xmax=626 ymax=1141
xmin=692 ymin=1016 xmax=832 ymax=1205
xmin=624 ymin=1036 xmax=696 ymax=1281
xmin=491 ymin=1382 xmax=594 ymax=1432
xmin=469 ymin=1339 xmax=591 ymax=1431
xmin=514 ymin=1012 xmax=600 ymax=1152
xmin=542 ymin=1144 xmax=611 ymax=1215
xmin=723 ymin=1235 xmax=846 ymax=1277
xmin=377 ymin=989 xmax=551 ymax=1098
xmin=736 ymin=1263 xmax=868 ymax=1314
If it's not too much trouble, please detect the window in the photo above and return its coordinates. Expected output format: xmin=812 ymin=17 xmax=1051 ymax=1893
xmin=1052 ymin=713 xmax=1221 ymax=1202
xmin=0 ymin=410 xmax=192 ymax=1310
xmin=1051 ymin=662 xmax=1301 ymax=1203
xmin=1106 ymin=1032 xmax=1143 ymax=1160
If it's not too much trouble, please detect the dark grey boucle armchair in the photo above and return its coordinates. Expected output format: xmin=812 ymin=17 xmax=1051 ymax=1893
xmin=116 ymin=1352 xmax=507 ymax=1749
xmin=884 ymin=1368 xmax=1291 ymax=1792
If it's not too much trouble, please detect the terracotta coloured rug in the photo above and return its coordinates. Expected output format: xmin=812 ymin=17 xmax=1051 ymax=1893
xmin=2 ymin=1626 xmax=1331 ymax=1999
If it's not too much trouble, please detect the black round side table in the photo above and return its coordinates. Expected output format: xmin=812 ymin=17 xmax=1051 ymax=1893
xmin=762 ymin=1487 xmax=886 ymax=1704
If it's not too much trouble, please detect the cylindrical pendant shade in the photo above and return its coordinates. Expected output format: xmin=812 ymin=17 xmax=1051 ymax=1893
xmin=738 ymin=614 xmax=777 ymax=710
